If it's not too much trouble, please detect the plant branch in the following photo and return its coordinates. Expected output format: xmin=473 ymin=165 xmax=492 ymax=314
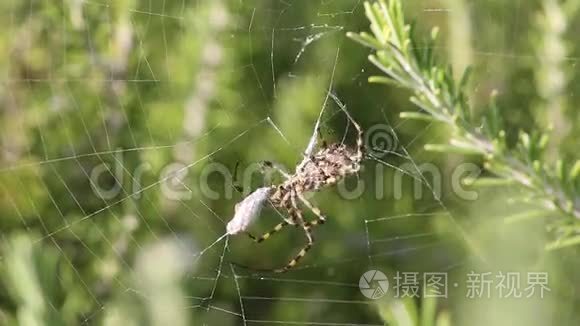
xmin=348 ymin=0 xmax=580 ymax=248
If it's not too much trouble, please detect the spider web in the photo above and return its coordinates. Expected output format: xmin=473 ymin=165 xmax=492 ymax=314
xmin=0 ymin=0 xmax=550 ymax=325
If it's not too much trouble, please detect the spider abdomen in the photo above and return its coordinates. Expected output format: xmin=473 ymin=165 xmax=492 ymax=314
xmin=295 ymin=144 xmax=359 ymax=189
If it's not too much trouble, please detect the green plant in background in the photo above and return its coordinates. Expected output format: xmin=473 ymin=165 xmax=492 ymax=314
xmin=445 ymin=0 xmax=473 ymax=80
xmin=2 ymin=234 xmax=65 ymax=326
xmin=377 ymin=296 xmax=451 ymax=326
xmin=348 ymin=0 xmax=580 ymax=250
xmin=532 ymin=0 xmax=580 ymax=154
xmin=1 ymin=233 xmax=193 ymax=326
xmin=1 ymin=0 xmax=580 ymax=324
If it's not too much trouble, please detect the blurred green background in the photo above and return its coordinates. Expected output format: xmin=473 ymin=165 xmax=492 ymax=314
xmin=0 ymin=0 xmax=579 ymax=325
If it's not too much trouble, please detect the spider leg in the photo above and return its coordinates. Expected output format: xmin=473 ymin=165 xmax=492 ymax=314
xmin=297 ymin=128 xmax=330 ymax=176
xmin=232 ymin=161 xmax=244 ymax=193
xmin=246 ymin=188 xmax=296 ymax=243
xmin=275 ymin=192 xmax=314 ymax=273
xmin=297 ymin=193 xmax=327 ymax=227
xmin=260 ymin=160 xmax=291 ymax=179
xmin=297 ymin=102 xmax=327 ymax=171
xmin=329 ymin=93 xmax=364 ymax=164
xmin=247 ymin=220 xmax=290 ymax=243
xmin=233 ymin=160 xmax=291 ymax=195
xmin=317 ymin=127 xmax=328 ymax=149
xmin=275 ymin=224 xmax=314 ymax=273
xmin=303 ymin=105 xmax=326 ymax=157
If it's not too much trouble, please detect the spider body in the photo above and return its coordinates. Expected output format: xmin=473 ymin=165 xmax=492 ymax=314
xmin=270 ymin=143 xmax=361 ymax=203
xmin=295 ymin=143 xmax=362 ymax=191
xmin=227 ymin=104 xmax=364 ymax=273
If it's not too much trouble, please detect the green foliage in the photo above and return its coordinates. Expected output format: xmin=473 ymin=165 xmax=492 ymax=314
xmin=1 ymin=0 xmax=580 ymax=325
xmin=2 ymin=234 xmax=64 ymax=326
xmin=377 ymin=296 xmax=451 ymax=326
xmin=348 ymin=0 xmax=580 ymax=249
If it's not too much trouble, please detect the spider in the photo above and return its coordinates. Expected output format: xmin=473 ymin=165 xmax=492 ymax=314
xmin=226 ymin=102 xmax=364 ymax=273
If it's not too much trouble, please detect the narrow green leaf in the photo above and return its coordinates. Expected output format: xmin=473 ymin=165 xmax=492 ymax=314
xmin=368 ymin=55 xmax=411 ymax=87
xmin=571 ymin=160 xmax=580 ymax=179
xmin=459 ymin=66 xmax=472 ymax=90
xmin=425 ymin=144 xmax=483 ymax=155
xmin=435 ymin=311 xmax=451 ymax=326
xmin=533 ymin=160 xmax=542 ymax=173
xmin=556 ymin=159 xmax=566 ymax=182
xmin=368 ymin=75 xmax=399 ymax=86
xmin=346 ymin=31 xmax=383 ymax=50
xmin=379 ymin=0 xmax=401 ymax=48
xmin=431 ymin=26 xmax=440 ymax=40
xmin=538 ymin=133 xmax=549 ymax=151
xmin=546 ymin=234 xmax=580 ymax=251
xmin=409 ymin=97 xmax=438 ymax=118
xmin=364 ymin=2 xmax=383 ymax=43
xmin=503 ymin=210 xmax=548 ymax=224
xmin=421 ymin=295 xmax=436 ymax=326
xmin=399 ymin=111 xmax=437 ymax=121
xmin=463 ymin=177 xmax=516 ymax=187
xmin=520 ymin=131 xmax=530 ymax=148
xmin=377 ymin=298 xmax=418 ymax=326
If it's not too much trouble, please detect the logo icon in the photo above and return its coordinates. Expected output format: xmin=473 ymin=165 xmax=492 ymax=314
xmin=359 ymin=270 xmax=389 ymax=299
xmin=364 ymin=124 xmax=398 ymax=158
